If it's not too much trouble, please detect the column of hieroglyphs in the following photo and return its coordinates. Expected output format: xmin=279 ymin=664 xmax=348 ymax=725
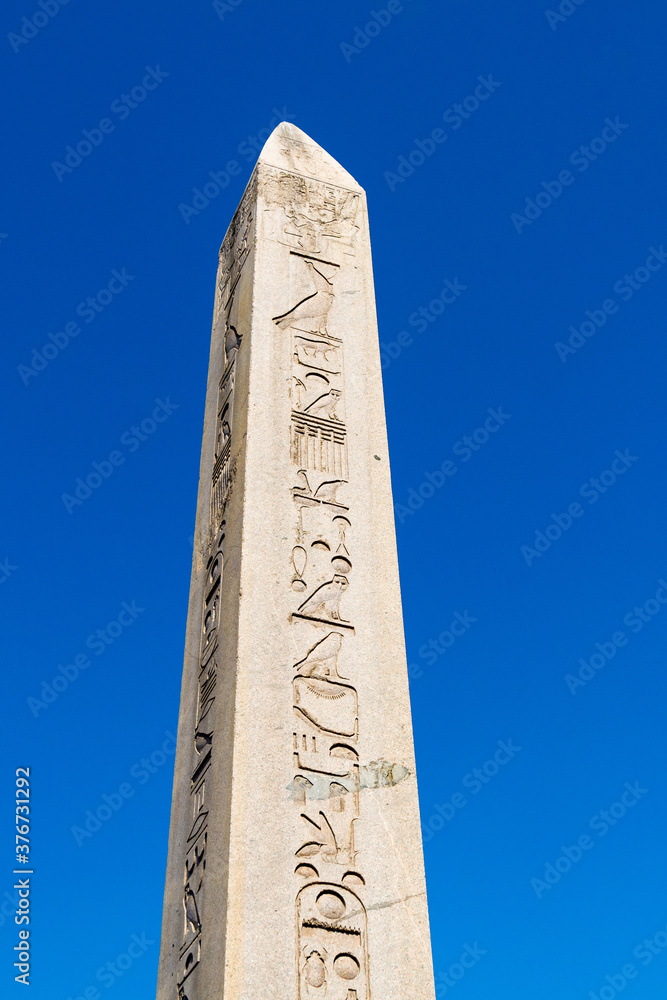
xmin=156 ymin=122 xmax=436 ymax=1000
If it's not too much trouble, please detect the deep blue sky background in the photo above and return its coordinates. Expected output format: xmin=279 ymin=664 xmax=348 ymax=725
xmin=2 ymin=0 xmax=667 ymax=997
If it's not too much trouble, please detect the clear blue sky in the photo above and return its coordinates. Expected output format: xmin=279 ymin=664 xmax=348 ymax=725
xmin=2 ymin=0 xmax=667 ymax=997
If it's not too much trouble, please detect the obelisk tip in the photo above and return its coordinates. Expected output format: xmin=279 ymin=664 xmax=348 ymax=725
xmin=258 ymin=122 xmax=363 ymax=191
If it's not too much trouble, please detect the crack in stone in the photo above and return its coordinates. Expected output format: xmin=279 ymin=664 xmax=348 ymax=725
xmin=345 ymin=890 xmax=427 ymax=921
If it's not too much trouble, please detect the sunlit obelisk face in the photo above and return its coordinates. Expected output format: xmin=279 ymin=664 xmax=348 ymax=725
xmin=155 ymin=123 xmax=436 ymax=1000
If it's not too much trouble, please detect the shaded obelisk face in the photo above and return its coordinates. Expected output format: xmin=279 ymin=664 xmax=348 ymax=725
xmin=156 ymin=123 xmax=435 ymax=1000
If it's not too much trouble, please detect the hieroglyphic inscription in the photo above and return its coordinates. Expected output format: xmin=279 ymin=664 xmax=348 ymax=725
xmin=273 ymin=254 xmax=348 ymax=482
xmin=291 ymin=412 xmax=347 ymax=480
xmin=297 ymin=884 xmax=369 ymax=1000
xmin=272 ymin=176 xmax=369 ymax=999
xmin=175 ymin=185 xmax=255 ymax=996
xmin=264 ymin=169 xmax=361 ymax=261
xmin=177 ymin=522 xmax=223 ymax=991
xmin=274 ymin=256 xmax=348 ymax=490
xmin=211 ymin=359 xmax=235 ymax=529
xmin=214 ymin=173 xmax=257 ymax=326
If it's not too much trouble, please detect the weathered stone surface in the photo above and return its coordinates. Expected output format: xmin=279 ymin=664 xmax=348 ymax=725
xmin=156 ymin=122 xmax=435 ymax=1000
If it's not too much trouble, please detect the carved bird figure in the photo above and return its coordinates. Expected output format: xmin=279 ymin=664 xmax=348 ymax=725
xmin=304 ymin=388 xmax=342 ymax=421
xmin=298 ymin=575 xmax=349 ymax=621
xmin=295 ymin=632 xmax=343 ymax=678
xmin=272 ymin=262 xmax=335 ymax=336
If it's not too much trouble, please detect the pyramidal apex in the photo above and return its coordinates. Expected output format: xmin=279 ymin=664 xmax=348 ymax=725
xmin=258 ymin=122 xmax=362 ymax=191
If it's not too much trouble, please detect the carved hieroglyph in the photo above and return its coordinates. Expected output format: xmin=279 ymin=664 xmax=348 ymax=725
xmin=156 ymin=124 xmax=435 ymax=1000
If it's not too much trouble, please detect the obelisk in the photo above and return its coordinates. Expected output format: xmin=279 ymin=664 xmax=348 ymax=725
xmin=156 ymin=123 xmax=436 ymax=1000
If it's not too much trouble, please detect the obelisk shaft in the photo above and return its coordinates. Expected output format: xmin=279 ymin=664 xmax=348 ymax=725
xmin=156 ymin=124 xmax=435 ymax=1000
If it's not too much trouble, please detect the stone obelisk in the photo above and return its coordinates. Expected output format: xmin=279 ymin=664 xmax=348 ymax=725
xmin=156 ymin=123 xmax=435 ymax=1000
